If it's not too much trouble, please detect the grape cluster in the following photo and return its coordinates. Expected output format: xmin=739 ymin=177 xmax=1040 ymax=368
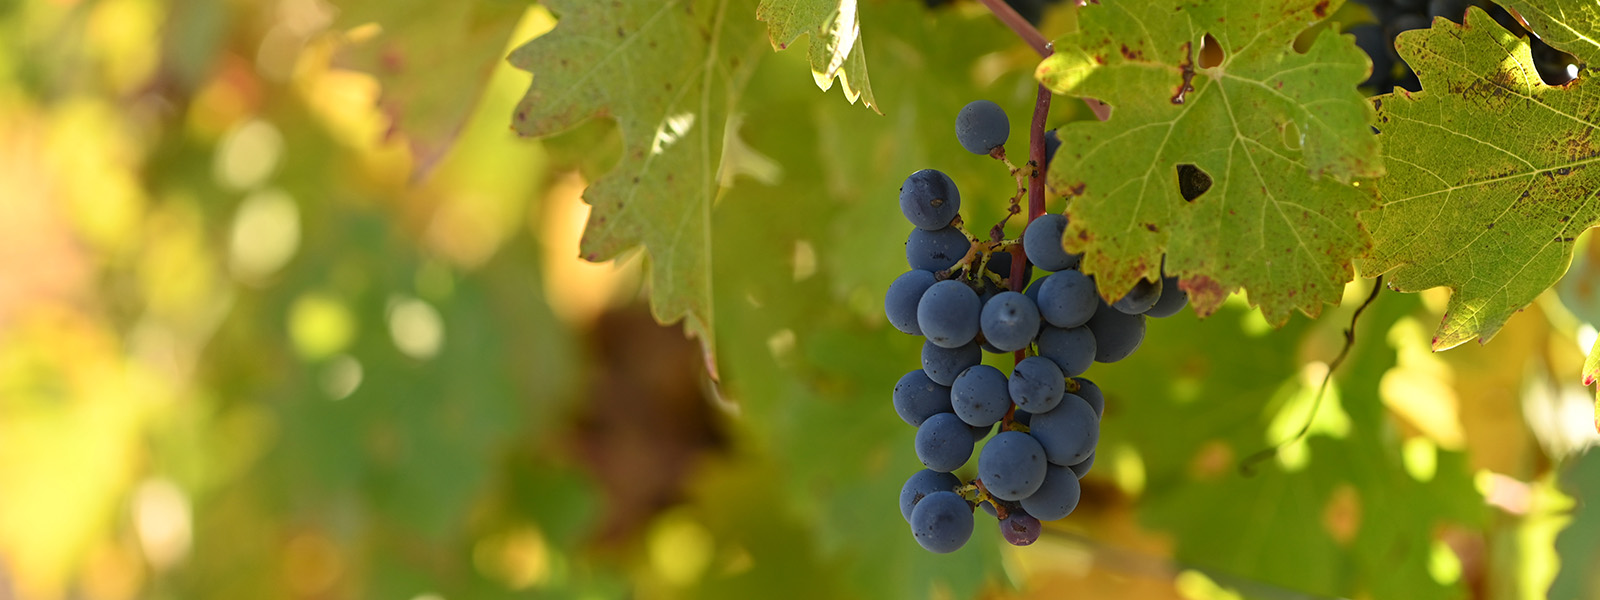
xmin=890 ymin=101 xmax=1189 ymax=553
xmin=1352 ymin=0 xmax=1579 ymax=92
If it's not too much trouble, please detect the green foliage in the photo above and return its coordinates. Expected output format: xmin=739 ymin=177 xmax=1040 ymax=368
xmin=1036 ymin=0 xmax=1383 ymax=324
xmin=1554 ymin=450 xmax=1600 ymax=599
xmin=509 ymin=0 xmax=770 ymax=360
xmin=757 ymin=0 xmax=879 ymax=111
xmin=1496 ymin=1 xmax=1600 ymax=64
xmin=338 ymin=0 xmax=534 ymax=175
xmin=1359 ymin=7 xmax=1600 ymax=350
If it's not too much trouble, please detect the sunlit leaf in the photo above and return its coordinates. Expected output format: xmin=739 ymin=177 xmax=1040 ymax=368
xmin=1036 ymin=0 xmax=1382 ymax=323
xmin=1357 ymin=8 xmax=1600 ymax=349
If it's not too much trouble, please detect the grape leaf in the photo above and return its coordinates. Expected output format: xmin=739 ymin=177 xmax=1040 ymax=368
xmin=1356 ymin=7 xmax=1600 ymax=350
xmin=1497 ymin=1 xmax=1600 ymax=64
xmin=509 ymin=0 xmax=768 ymax=361
xmin=1035 ymin=0 xmax=1383 ymax=324
xmin=756 ymin=0 xmax=878 ymax=112
xmin=1553 ymin=450 xmax=1600 ymax=599
xmin=337 ymin=0 xmax=532 ymax=177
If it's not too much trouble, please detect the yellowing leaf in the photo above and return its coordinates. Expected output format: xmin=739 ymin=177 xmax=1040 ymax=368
xmin=1036 ymin=0 xmax=1382 ymax=324
xmin=1358 ymin=8 xmax=1600 ymax=350
xmin=756 ymin=0 xmax=878 ymax=112
xmin=1497 ymin=1 xmax=1600 ymax=64
xmin=509 ymin=0 xmax=768 ymax=361
xmin=338 ymin=0 xmax=532 ymax=176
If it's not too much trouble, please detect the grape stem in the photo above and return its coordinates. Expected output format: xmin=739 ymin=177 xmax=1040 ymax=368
xmin=974 ymin=0 xmax=1111 ymax=121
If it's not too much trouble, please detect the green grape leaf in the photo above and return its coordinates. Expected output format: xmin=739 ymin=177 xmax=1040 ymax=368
xmin=337 ymin=0 xmax=532 ymax=177
xmin=756 ymin=0 xmax=878 ymax=112
xmin=509 ymin=0 xmax=768 ymax=362
xmin=1357 ymin=7 xmax=1600 ymax=350
xmin=1553 ymin=450 xmax=1600 ymax=599
xmin=1036 ymin=0 xmax=1383 ymax=324
xmin=1497 ymin=1 xmax=1600 ymax=64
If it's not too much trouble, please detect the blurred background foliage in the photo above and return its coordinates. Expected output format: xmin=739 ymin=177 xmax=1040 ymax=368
xmin=1 ymin=1 xmax=1599 ymax=599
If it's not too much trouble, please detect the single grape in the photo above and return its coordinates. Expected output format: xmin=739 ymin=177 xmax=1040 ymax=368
xmin=1028 ymin=394 xmax=1099 ymax=466
xmin=886 ymin=270 xmax=938 ymax=335
xmin=1009 ymin=356 xmax=1065 ymax=413
xmin=1024 ymin=277 xmax=1044 ymax=304
xmin=1085 ymin=301 xmax=1145 ymax=363
xmin=970 ymin=422 xmax=995 ymax=443
xmin=916 ymin=413 xmax=976 ymax=472
xmin=1069 ymin=451 xmax=1094 ymax=479
xmin=1036 ymin=270 xmax=1097 ymax=328
xmin=984 ymin=251 xmax=1030 ymax=291
xmin=955 ymin=100 xmax=1010 ymax=155
xmin=910 ymin=491 xmax=974 ymax=553
xmin=951 ymin=365 xmax=1011 ymax=428
xmin=906 ymin=226 xmax=971 ymax=272
xmin=1023 ymin=214 xmax=1080 ymax=272
xmin=1020 ymin=464 xmax=1082 ymax=521
xmin=977 ymin=431 xmax=1048 ymax=501
xmin=900 ymin=469 xmax=962 ymax=522
xmin=1112 ymin=277 xmax=1162 ymax=315
xmin=980 ymin=291 xmax=1041 ymax=352
xmin=918 ymin=280 xmax=982 ymax=348
xmin=900 ymin=169 xmax=962 ymax=231
xmin=1144 ymin=275 xmax=1188 ymax=318
xmin=922 ymin=340 xmax=981 ymax=386
xmin=999 ymin=511 xmax=1042 ymax=546
xmin=894 ymin=370 xmax=953 ymax=427
xmin=1071 ymin=377 xmax=1104 ymax=419
xmin=1036 ymin=325 xmax=1096 ymax=378
xmin=1043 ymin=129 xmax=1061 ymax=167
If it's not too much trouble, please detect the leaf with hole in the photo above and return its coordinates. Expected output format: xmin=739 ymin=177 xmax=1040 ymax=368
xmin=509 ymin=0 xmax=770 ymax=363
xmin=1358 ymin=7 xmax=1600 ymax=350
xmin=1036 ymin=0 xmax=1382 ymax=325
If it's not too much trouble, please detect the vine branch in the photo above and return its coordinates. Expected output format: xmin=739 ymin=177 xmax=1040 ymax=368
xmin=1238 ymin=277 xmax=1385 ymax=476
xmin=975 ymin=0 xmax=1051 ymax=56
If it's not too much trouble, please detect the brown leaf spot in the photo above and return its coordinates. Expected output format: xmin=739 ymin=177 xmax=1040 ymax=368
xmin=1312 ymin=0 xmax=1330 ymax=18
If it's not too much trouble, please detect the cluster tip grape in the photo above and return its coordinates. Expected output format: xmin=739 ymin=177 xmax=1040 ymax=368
xmin=891 ymin=100 xmax=1189 ymax=553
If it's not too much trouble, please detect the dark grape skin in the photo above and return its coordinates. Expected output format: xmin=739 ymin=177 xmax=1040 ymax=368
xmin=900 ymin=169 xmax=962 ymax=231
xmin=1023 ymin=214 xmax=1080 ymax=272
xmin=1085 ymin=301 xmax=1145 ymax=363
xmin=1029 ymin=393 xmax=1099 ymax=466
xmin=979 ymin=291 xmax=1041 ymax=352
xmin=886 ymin=270 xmax=938 ymax=335
xmin=1036 ymin=325 xmax=1096 ymax=378
xmin=910 ymin=491 xmax=974 ymax=553
xmin=1009 ymin=356 xmax=1065 ymax=414
xmin=955 ymin=100 xmax=1010 ymax=155
xmin=977 ymin=431 xmax=1048 ymax=501
xmin=901 ymin=469 xmax=963 ymax=522
xmin=1020 ymin=464 xmax=1082 ymax=521
xmin=922 ymin=340 xmax=981 ymax=386
xmin=1069 ymin=451 xmax=1094 ymax=479
xmin=893 ymin=370 xmax=953 ymax=427
xmin=1043 ymin=129 xmax=1061 ymax=167
xmin=906 ymin=227 xmax=972 ymax=272
xmin=951 ymin=365 xmax=1012 ymax=428
xmin=917 ymin=280 xmax=982 ymax=349
xmin=999 ymin=512 xmax=1042 ymax=546
xmin=1036 ymin=270 xmax=1098 ymax=328
xmin=1112 ymin=277 xmax=1162 ymax=315
xmin=1144 ymin=275 xmax=1188 ymax=318
xmin=1071 ymin=377 xmax=1104 ymax=419
xmin=916 ymin=413 xmax=976 ymax=472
